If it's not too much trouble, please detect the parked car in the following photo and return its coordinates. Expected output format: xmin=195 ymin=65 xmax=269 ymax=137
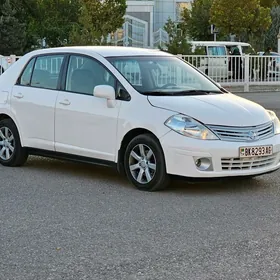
xmin=0 ymin=46 xmax=280 ymax=191
xmin=258 ymin=51 xmax=280 ymax=77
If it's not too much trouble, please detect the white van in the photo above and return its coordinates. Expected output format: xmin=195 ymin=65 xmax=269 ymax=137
xmin=189 ymin=41 xmax=255 ymax=79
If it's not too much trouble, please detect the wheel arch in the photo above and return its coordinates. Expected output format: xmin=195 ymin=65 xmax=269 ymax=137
xmin=117 ymin=128 xmax=163 ymax=175
xmin=0 ymin=113 xmax=13 ymax=122
xmin=0 ymin=113 xmax=24 ymax=146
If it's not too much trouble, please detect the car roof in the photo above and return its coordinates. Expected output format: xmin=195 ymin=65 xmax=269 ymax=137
xmin=27 ymin=46 xmax=173 ymax=58
xmin=190 ymin=41 xmax=251 ymax=47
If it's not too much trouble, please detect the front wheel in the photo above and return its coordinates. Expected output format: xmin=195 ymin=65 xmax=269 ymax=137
xmin=124 ymin=134 xmax=170 ymax=191
xmin=0 ymin=119 xmax=28 ymax=167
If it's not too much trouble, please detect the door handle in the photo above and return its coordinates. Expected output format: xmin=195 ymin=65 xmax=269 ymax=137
xmin=13 ymin=92 xmax=24 ymax=99
xmin=59 ymin=99 xmax=71 ymax=106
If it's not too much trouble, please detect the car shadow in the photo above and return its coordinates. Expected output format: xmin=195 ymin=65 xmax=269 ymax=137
xmin=24 ymin=156 xmax=271 ymax=195
xmin=24 ymin=155 xmax=128 ymax=182
xmin=165 ymin=176 xmax=267 ymax=195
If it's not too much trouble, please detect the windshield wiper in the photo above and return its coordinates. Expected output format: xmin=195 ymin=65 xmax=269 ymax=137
xmin=141 ymin=91 xmax=175 ymax=96
xmin=173 ymin=90 xmax=223 ymax=96
xmin=141 ymin=90 xmax=223 ymax=96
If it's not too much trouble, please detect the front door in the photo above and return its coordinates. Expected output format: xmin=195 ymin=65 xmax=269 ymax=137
xmin=55 ymin=55 xmax=121 ymax=162
xmin=11 ymin=54 xmax=65 ymax=150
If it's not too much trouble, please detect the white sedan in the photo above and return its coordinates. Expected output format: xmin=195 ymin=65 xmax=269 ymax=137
xmin=0 ymin=46 xmax=280 ymax=191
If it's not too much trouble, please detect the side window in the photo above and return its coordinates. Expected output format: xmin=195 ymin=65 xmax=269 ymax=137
xmin=65 ymin=55 xmax=116 ymax=95
xmin=216 ymin=46 xmax=226 ymax=55
xmin=19 ymin=58 xmax=36 ymax=86
xmin=30 ymin=55 xmax=65 ymax=90
xmin=208 ymin=46 xmax=226 ymax=56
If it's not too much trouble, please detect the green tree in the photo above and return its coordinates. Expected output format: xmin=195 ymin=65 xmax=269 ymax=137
xmin=14 ymin=0 xmax=40 ymax=52
xmin=210 ymin=0 xmax=271 ymax=41
xmin=29 ymin=0 xmax=80 ymax=47
xmin=183 ymin=0 xmax=215 ymax=41
xmin=0 ymin=0 xmax=26 ymax=55
xmin=265 ymin=6 xmax=280 ymax=50
xmin=69 ymin=0 xmax=126 ymax=45
xmin=0 ymin=0 xmax=37 ymax=53
xmin=162 ymin=17 xmax=192 ymax=54
xmin=260 ymin=0 xmax=279 ymax=7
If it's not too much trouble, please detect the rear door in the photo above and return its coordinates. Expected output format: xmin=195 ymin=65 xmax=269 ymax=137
xmin=11 ymin=54 xmax=65 ymax=150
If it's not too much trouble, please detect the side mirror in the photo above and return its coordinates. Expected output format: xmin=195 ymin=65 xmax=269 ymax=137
xmin=93 ymin=85 xmax=116 ymax=108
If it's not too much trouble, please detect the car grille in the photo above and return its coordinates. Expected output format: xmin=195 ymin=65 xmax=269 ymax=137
xmin=207 ymin=121 xmax=274 ymax=142
xmin=221 ymin=154 xmax=277 ymax=171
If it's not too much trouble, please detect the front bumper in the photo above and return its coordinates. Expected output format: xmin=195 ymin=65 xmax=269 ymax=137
xmin=160 ymin=131 xmax=280 ymax=178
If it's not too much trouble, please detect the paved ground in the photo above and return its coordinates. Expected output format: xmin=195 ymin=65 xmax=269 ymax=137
xmin=1 ymin=92 xmax=280 ymax=280
xmin=236 ymin=91 xmax=280 ymax=109
xmin=224 ymin=85 xmax=280 ymax=93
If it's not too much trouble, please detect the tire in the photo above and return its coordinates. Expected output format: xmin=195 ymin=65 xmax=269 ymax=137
xmin=0 ymin=119 xmax=28 ymax=167
xmin=124 ymin=134 xmax=170 ymax=191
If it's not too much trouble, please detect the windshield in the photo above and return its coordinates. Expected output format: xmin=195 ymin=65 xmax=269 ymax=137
xmin=106 ymin=56 xmax=222 ymax=96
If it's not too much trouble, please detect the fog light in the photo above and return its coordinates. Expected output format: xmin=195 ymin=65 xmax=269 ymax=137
xmin=194 ymin=157 xmax=213 ymax=171
xmin=195 ymin=159 xmax=201 ymax=167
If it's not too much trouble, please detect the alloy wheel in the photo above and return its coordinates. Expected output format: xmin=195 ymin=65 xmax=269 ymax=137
xmin=128 ymin=144 xmax=157 ymax=184
xmin=0 ymin=126 xmax=15 ymax=161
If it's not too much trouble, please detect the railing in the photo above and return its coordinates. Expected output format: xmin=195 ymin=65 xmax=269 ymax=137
xmin=1 ymin=54 xmax=280 ymax=92
xmin=178 ymin=54 xmax=280 ymax=92
xmin=153 ymin=28 xmax=169 ymax=49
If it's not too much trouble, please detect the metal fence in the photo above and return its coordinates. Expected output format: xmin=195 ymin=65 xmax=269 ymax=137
xmin=179 ymin=54 xmax=280 ymax=92
xmin=1 ymin=54 xmax=280 ymax=92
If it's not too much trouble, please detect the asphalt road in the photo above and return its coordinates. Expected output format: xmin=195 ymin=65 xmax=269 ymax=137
xmin=1 ymin=92 xmax=280 ymax=280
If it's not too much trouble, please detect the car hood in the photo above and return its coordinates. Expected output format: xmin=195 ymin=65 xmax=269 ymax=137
xmin=148 ymin=93 xmax=271 ymax=126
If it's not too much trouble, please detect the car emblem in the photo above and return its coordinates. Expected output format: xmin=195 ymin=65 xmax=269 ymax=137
xmin=248 ymin=130 xmax=258 ymax=140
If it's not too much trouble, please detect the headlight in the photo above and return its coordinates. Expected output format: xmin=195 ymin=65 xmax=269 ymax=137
xmin=267 ymin=110 xmax=280 ymax=134
xmin=164 ymin=114 xmax=219 ymax=140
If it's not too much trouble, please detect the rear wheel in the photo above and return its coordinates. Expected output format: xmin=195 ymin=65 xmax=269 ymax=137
xmin=0 ymin=119 xmax=28 ymax=167
xmin=124 ymin=134 xmax=170 ymax=191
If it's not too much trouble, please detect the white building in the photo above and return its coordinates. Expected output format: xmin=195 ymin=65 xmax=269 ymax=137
xmin=110 ymin=0 xmax=193 ymax=48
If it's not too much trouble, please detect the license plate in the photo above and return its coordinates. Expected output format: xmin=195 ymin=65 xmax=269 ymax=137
xmin=239 ymin=145 xmax=273 ymax=158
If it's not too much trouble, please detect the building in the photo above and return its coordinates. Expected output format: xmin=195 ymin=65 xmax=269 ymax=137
xmin=110 ymin=0 xmax=193 ymax=48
